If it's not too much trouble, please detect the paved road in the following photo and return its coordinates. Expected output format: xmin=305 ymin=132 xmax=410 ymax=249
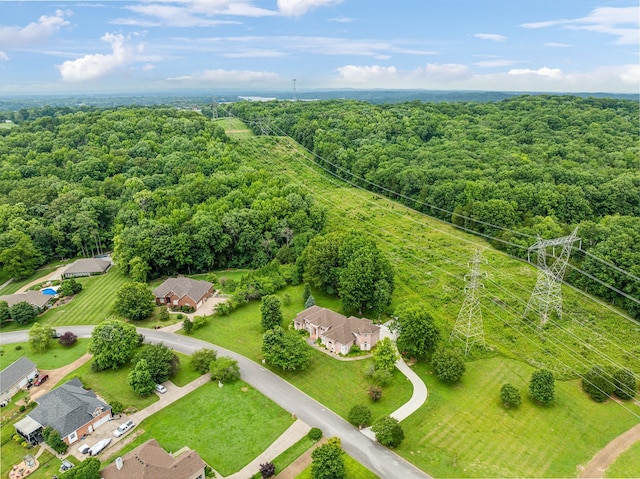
xmin=1 ymin=326 xmax=430 ymax=479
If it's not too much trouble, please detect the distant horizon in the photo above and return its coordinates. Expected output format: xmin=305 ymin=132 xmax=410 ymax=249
xmin=1 ymin=1 xmax=638 ymax=94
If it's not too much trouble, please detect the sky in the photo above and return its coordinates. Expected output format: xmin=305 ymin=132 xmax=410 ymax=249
xmin=0 ymin=0 xmax=638 ymax=94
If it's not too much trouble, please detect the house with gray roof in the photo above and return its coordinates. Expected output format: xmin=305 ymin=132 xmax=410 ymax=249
xmin=153 ymin=277 xmax=214 ymax=312
xmin=100 ymin=438 xmax=206 ymax=479
xmin=15 ymin=378 xmax=111 ymax=445
xmin=61 ymin=258 xmax=111 ymax=279
xmin=0 ymin=356 xmax=38 ymax=402
xmin=0 ymin=290 xmax=51 ymax=310
xmin=294 ymin=306 xmax=380 ymax=355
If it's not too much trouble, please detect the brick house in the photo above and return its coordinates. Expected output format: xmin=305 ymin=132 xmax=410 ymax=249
xmin=153 ymin=277 xmax=214 ymax=312
xmin=15 ymin=378 xmax=111 ymax=445
xmin=0 ymin=357 xmax=38 ymax=402
xmin=100 ymin=438 xmax=206 ymax=479
xmin=293 ymin=306 xmax=380 ymax=355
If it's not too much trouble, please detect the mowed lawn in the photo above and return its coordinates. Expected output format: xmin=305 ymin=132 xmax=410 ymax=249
xmin=396 ymin=357 xmax=640 ymax=478
xmin=37 ymin=267 xmax=129 ymax=326
xmin=115 ymin=380 xmax=294 ymax=476
xmin=0 ymin=339 xmax=89 ymax=369
xmin=605 ymin=440 xmax=640 ymax=478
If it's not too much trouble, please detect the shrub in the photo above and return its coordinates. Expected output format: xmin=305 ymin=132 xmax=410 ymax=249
xmin=110 ymin=400 xmax=124 ymax=415
xmin=582 ymin=365 xmax=615 ymax=402
xmin=58 ymin=331 xmax=78 ymax=347
xmin=209 ymin=356 xmax=240 ymax=383
xmin=308 ymin=427 xmax=322 ymax=441
xmin=432 ymin=347 xmax=466 ymax=383
xmin=193 ymin=315 xmax=208 ymax=330
xmin=372 ymin=416 xmax=404 ymax=448
xmin=182 ymin=318 xmax=193 ymax=334
xmin=15 ymin=345 xmax=22 ymax=351
xmin=19 ymin=405 xmax=26 ymax=412
xmin=259 ymin=462 xmax=276 ymax=478
xmin=191 ymin=348 xmax=218 ymax=375
xmin=282 ymin=293 xmax=291 ymax=306
xmin=159 ymin=308 xmax=170 ymax=322
xmin=500 ymin=383 xmax=521 ymax=408
xmin=304 ymin=294 xmax=316 ymax=308
xmin=371 ymin=368 xmax=393 ymax=387
xmin=613 ymin=368 xmax=637 ymax=400
xmin=529 ymin=369 xmax=555 ymax=405
xmin=348 ymin=404 xmax=372 ymax=428
xmin=177 ymin=313 xmax=184 ymax=319
xmin=368 ymin=385 xmax=382 ymax=402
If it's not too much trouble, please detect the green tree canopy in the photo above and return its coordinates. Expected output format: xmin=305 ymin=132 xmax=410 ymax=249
xmin=372 ymin=337 xmax=398 ymax=373
xmin=28 ymin=322 xmax=54 ymax=353
xmin=209 ymin=356 xmax=240 ymax=383
xmin=612 ymin=368 xmax=637 ymax=400
xmin=260 ymin=295 xmax=283 ymax=331
xmin=191 ymin=348 xmax=217 ymax=375
xmin=529 ymin=369 xmax=555 ymax=405
xmin=582 ymin=365 xmax=614 ymax=402
xmin=311 ymin=437 xmax=345 ymax=479
xmin=348 ymin=404 xmax=372 ymax=428
xmin=89 ymin=319 xmax=140 ymax=370
xmin=500 ymin=383 xmax=521 ymax=409
xmin=0 ymin=300 xmax=10 ymax=322
xmin=133 ymin=343 xmax=179 ymax=383
xmin=128 ymin=358 xmax=155 ymax=395
xmin=114 ymin=281 xmax=155 ymax=321
xmin=60 ymin=457 xmax=100 ymax=479
xmin=371 ymin=416 xmax=404 ymax=448
xmin=262 ymin=326 xmax=311 ymax=371
xmin=9 ymin=301 xmax=38 ymax=325
xmin=394 ymin=303 xmax=440 ymax=360
xmin=432 ymin=347 xmax=466 ymax=384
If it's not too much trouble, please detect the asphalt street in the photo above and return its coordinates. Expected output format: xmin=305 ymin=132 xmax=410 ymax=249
xmin=1 ymin=326 xmax=430 ymax=479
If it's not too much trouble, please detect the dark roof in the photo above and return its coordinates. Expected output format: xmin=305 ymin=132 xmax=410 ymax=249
xmin=62 ymin=258 xmax=111 ymax=275
xmin=153 ymin=277 xmax=213 ymax=303
xmin=0 ymin=290 xmax=50 ymax=309
xmin=100 ymin=439 xmax=206 ymax=479
xmin=28 ymin=378 xmax=111 ymax=438
xmin=0 ymin=356 xmax=37 ymax=392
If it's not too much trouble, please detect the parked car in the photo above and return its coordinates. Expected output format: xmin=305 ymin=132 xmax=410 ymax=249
xmin=155 ymin=384 xmax=167 ymax=394
xmin=34 ymin=374 xmax=49 ymax=386
xmin=0 ymin=399 xmax=8 ymax=407
xmin=113 ymin=420 xmax=135 ymax=437
xmin=59 ymin=460 xmax=74 ymax=472
xmin=78 ymin=444 xmax=91 ymax=454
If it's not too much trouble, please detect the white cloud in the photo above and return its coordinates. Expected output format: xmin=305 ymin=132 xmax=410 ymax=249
xmin=278 ymin=0 xmax=343 ymax=17
xmin=167 ymin=69 xmax=279 ymax=84
xmin=422 ymin=63 xmax=472 ymax=81
xmin=335 ymin=65 xmax=398 ymax=84
xmin=328 ymin=16 xmax=354 ymax=23
xmin=508 ymin=67 xmax=563 ymax=79
xmin=545 ymin=42 xmax=571 ymax=48
xmin=474 ymin=33 xmax=507 ymax=42
xmin=521 ymin=6 xmax=639 ymax=45
xmin=0 ymin=51 xmax=8 ymax=61
xmin=57 ymin=33 xmax=158 ymax=82
xmin=474 ymin=59 xmax=520 ymax=68
xmin=223 ymin=49 xmax=287 ymax=58
xmin=0 ymin=9 xmax=69 ymax=49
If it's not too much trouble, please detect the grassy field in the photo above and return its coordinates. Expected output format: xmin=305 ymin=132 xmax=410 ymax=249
xmin=171 ymin=351 xmax=203 ymax=386
xmin=113 ymin=380 xmax=294 ymax=476
xmin=229 ymin=134 xmax=640 ymax=380
xmin=59 ymin=360 xmax=158 ymax=412
xmin=297 ymin=452 xmax=379 ymax=479
xmin=192 ymin=283 xmax=412 ymax=421
xmin=0 ymin=339 xmax=89 ymax=369
xmin=271 ymin=435 xmax=317 ymax=475
xmin=605 ymin=440 xmax=640 ymax=478
xmin=395 ymin=358 xmax=640 ymax=478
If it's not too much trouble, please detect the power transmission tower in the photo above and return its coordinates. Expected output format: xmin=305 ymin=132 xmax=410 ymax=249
xmin=524 ymin=227 xmax=580 ymax=327
xmin=212 ymin=98 xmax=218 ymax=119
xmin=450 ymin=249 xmax=486 ymax=355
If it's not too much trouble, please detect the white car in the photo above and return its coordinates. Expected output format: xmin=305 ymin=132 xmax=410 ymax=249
xmin=155 ymin=384 xmax=167 ymax=394
xmin=78 ymin=444 xmax=90 ymax=454
xmin=113 ymin=420 xmax=135 ymax=437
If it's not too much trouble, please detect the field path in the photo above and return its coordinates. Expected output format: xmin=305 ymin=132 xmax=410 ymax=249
xmin=580 ymin=422 xmax=640 ymax=478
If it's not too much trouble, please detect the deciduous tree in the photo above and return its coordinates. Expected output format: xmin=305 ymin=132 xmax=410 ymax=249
xmin=582 ymin=365 xmax=614 ymax=402
xmin=262 ymin=326 xmax=311 ymax=371
xmin=432 ymin=347 xmax=466 ymax=384
xmin=133 ymin=343 xmax=179 ymax=383
xmin=348 ymin=404 xmax=372 ymax=428
xmin=9 ymin=301 xmax=38 ymax=325
xmin=191 ymin=348 xmax=217 ymax=375
xmin=28 ymin=322 xmax=54 ymax=353
xmin=529 ymin=369 xmax=555 ymax=405
xmin=613 ymin=368 xmax=637 ymax=400
xmin=372 ymin=337 xmax=398 ymax=373
xmin=311 ymin=437 xmax=345 ymax=479
xmin=500 ymin=383 xmax=521 ymax=408
xmin=209 ymin=356 xmax=240 ymax=383
xmin=128 ymin=358 xmax=155 ymax=395
xmin=371 ymin=416 xmax=404 ymax=448
xmin=89 ymin=319 xmax=139 ymax=370
xmin=114 ymin=281 xmax=155 ymax=321
xmin=394 ymin=303 xmax=440 ymax=360
xmin=260 ymin=295 xmax=283 ymax=331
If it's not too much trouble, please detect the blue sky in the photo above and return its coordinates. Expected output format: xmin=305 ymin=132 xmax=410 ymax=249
xmin=0 ymin=0 xmax=638 ymax=93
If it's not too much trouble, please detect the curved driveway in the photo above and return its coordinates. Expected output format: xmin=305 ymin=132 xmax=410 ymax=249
xmin=1 ymin=327 xmax=430 ymax=479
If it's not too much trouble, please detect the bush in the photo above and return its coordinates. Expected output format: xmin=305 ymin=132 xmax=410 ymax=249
xmin=308 ymin=427 xmax=323 ymax=441
xmin=209 ymin=356 xmax=240 ymax=383
xmin=348 ymin=404 xmax=372 ymax=428
xmin=259 ymin=462 xmax=276 ymax=479
xmin=613 ymin=368 xmax=637 ymax=400
xmin=193 ymin=315 xmax=208 ymax=330
xmin=110 ymin=400 xmax=124 ymax=415
xmin=42 ymin=426 xmax=68 ymax=454
xmin=432 ymin=347 xmax=466 ymax=383
xmin=182 ymin=318 xmax=193 ymax=334
xmin=15 ymin=345 xmax=22 ymax=351
xmin=159 ymin=308 xmax=170 ymax=322
xmin=371 ymin=368 xmax=393 ymax=387
xmin=582 ymin=365 xmax=615 ymax=402
xmin=19 ymin=405 xmax=26 ymax=412
xmin=529 ymin=369 xmax=555 ymax=405
xmin=371 ymin=416 xmax=404 ymax=448
xmin=191 ymin=348 xmax=218 ymax=375
xmin=368 ymin=385 xmax=382 ymax=402
xmin=177 ymin=313 xmax=184 ymax=319
xmin=282 ymin=293 xmax=291 ymax=306
xmin=58 ymin=331 xmax=78 ymax=347
xmin=500 ymin=383 xmax=521 ymax=408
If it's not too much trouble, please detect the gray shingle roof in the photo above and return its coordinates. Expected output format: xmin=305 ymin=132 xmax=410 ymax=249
xmin=28 ymin=378 xmax=111 ymax=438
xmin=0 ymin=290 xmax=50 ymax=309
xmin=153 ymin=277 xmax=213 ymax=303
xmin=0 ymin=356 xmax=37 ymax=392
xmin=62 ymin=258 xmax=111 ymax=275
xmin=294 ymin=306 xmax=380 ymax=345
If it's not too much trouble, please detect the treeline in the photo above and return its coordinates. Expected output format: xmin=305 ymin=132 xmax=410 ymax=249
xmin=0 ymin=106 xmax=325 ymax=280
xmin=230 ymin=96 xmax=640 ymax=318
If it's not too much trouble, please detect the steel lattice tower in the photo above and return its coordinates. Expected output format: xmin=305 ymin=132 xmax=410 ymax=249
xmin=450 ymin=249 xmax=486 ymax=355
xmin=524 ymin=227 xmax=580 ymax=327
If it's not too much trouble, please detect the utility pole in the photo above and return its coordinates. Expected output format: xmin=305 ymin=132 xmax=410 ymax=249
xmin=450 ymin=249 xmax=486 ymax=355
xmin=524 ymin=227 xmax=580 ymax=327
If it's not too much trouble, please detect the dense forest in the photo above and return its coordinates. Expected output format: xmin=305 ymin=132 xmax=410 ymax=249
xmin=0 ymin=107 xmax=326 ymax=281
xmin=229 ymin=96 xmax=640 ymax=318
